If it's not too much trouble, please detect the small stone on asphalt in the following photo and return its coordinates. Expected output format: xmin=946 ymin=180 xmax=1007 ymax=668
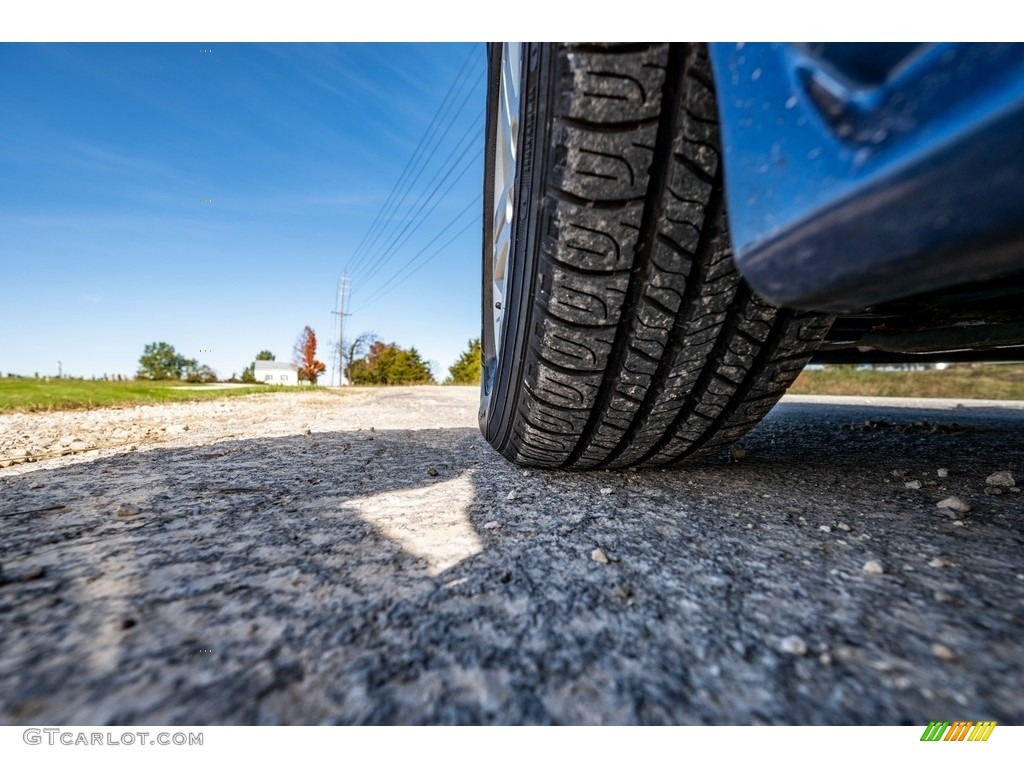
xmin=936 ymin=496 xmax=971 ymax=517
xmin=937 ymin=468 xmax=949 ymax=478
xmin=591 ymin=547 xmax=611 ymax=565
xmin=16 ymin=566 xmax=46 ymax=582
xmin=904 ymin=479 xmax=922 ymax=489
xmin=779 ymin=636 xmax=807 ymax=655
xmin=862 ymin=559 xmax=884 ymax=575
xmin=115 ymin=503 xmax=140 ymax=518
xmin=600 ymin=488 xmax=613 ymax=496
xmin=985 ymin=470 xmax=1015 ymax=487
xmin=932 ymin=643 xmax=957 ymax=662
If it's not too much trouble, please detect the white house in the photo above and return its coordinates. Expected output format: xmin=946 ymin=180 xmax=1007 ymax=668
xmin=253 ymin=360 xmax=299 ymax=386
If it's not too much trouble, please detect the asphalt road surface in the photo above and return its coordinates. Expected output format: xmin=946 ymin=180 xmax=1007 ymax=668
xmin=1 ymin=387 xmax=1022 ymax=725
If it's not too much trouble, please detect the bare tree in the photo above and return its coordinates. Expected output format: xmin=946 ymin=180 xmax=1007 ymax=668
xmin=342 ymin=331 xmax=378 ymax=385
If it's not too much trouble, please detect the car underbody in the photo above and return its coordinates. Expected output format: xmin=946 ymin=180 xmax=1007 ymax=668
xmin=812 ymin=272 xmax=1024 ymax=364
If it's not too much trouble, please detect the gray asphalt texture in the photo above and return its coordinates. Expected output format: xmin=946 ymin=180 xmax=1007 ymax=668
xmin=1 ymin=388 xmax=1022 ymax=725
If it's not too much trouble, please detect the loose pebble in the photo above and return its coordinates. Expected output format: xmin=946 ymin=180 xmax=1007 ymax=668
xmin=482 ymin=520 xmax=501 ymax=530
xmin=779 ymin=636 xmax=807 ymax=655
xmin=862 ymin=559 xmax=884 ymax=575
xmin=837 ymin=522 xmax=852 ymax=532
xmin=115 ymin=503 xmax=140 ymax=518
xmin=25 ymin=566 xmax=46 ymax=581
xmin=591 ymin=548 xmax=611 ymax=565
xmin=506 ymin=490 xmax=518 ymax=501
xmin=928 ymin=557 xmax=955 ymax=568
xmin=985 ymin=470 xmax=1015 ymax=488
xmin=904 ymin=480 xmax=922 ymax=489
xmin=932 ymin=643 xmax=957 ymax=661
xmin=522 ymin=470 xmax=531 ymax=478
xmin=937 ymin=468 xmax=949 ymax=478
xmin=936 ymin=496 xmax=970 ymax=518
xmin=819 ymin=525 xmax=831 ymax=533
xmin=600 ymin=488 xmax=613 ymax=496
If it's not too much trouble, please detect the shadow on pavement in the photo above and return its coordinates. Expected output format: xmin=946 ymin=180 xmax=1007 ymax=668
xmin=1 ymin=400 xmax=1022 ymax=724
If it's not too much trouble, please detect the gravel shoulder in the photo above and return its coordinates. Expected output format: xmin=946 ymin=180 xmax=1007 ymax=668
xmin=1 ymin=387 xmax=1022 ymax=724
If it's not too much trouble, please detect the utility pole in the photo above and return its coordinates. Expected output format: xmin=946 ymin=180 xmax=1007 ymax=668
xmin=331 ymin=272 xmax=351 ymax=386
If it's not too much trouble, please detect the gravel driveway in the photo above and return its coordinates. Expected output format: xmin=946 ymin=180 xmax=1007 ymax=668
xmin=1 ymin=387 xmax=1022 ymax=724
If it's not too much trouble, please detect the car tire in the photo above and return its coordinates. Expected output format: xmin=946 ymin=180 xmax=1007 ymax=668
xmin=479 ymin=42 xmax=833 ymax=469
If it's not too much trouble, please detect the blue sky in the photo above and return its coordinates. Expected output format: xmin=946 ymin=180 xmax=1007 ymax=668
xmin=0 ymin=43 xmax=484 ymax=382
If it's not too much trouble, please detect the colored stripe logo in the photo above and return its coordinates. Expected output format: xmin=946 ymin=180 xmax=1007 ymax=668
xmin=920 ymin=721 xmax=996 ymax=741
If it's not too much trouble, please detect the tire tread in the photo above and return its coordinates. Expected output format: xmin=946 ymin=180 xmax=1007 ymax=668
xmin=496 ymin=43 xmax=833 ymax=468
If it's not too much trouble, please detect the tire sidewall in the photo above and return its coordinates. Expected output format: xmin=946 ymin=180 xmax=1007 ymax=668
xmin=479 ymin=43 xmax=549 ymax=449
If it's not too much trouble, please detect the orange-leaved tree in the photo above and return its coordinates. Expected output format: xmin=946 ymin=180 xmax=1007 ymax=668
xmin=293 ymin=325 xmax=326 ymax=384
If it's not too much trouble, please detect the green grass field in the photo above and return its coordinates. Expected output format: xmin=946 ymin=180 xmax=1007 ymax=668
xmin=788 ymin=364 xmax=1024 ymax=400
xmin=0 ymin=378 xmax=300 ymax=413
xmin=3 ymin=365 xmax=1022 ymax=414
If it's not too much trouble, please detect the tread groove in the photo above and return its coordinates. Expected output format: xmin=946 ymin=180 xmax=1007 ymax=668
xmin=560 ymin=43 xmax=690 ymax=469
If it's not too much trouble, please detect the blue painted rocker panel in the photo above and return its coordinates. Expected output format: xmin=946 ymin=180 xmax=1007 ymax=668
xmin=707 ymin=43 xmax=1024 ymax=312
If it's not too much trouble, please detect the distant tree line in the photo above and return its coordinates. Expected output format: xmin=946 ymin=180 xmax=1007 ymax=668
xmin=121 ymin=332 xmax=481 ymax=387
xmin=137 ymin=342 xmax=216 ymax=382
xmin=446 ymin=338 xmax=481 ymax=385
xmin=348 ymin=340 xmax=435 ymax=385
xmin=341 ymin=335 xmax=481 ymax=386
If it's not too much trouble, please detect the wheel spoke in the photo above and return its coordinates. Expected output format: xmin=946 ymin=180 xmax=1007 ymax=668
xmin=491 ymin=43 xmax=522 ymax=362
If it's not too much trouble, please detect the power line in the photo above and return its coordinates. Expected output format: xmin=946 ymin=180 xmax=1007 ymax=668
xmin=348 ymin=83 xmax=484 ymax=285
xmin=345 ymin=49 xmax=481 ymax=281
xmin=355 ymin=196 xmax=478 ymax=305
xmin=352 ymin=210 xmax=481 ymax=313
xmin=344 ymin=46 xmax=476 ymax=279
xmin=354 ymin=119 xmax=483 ymax=289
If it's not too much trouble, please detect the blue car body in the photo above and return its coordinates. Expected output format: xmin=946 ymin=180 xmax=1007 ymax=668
xmin=707 ymin=43 xmax=1024 ymax=313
